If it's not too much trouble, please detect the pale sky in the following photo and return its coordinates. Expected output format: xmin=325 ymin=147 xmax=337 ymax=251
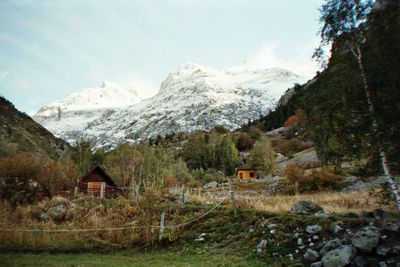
xmin=0 ymin=0 xmax=324 ymax=115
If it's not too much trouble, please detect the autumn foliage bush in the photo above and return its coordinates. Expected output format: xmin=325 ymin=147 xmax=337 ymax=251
xmin=283 ymin=163 xmax=341 ymax=193
xmin=0 ymin=153 xmax=78 ymax=206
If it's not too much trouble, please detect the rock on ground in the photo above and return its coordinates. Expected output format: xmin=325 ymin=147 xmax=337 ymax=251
xmin=320 ymin=238 xmax=343 ymax=255
xmin=306 ymin=225 xmax=322 ymax=234
xmin=304 ymin=249 xmax=320 ymax=262
xmin=352 ymin=227 xmax=380 ymax=253
xmin=291 ymin=200 xmax=323 ymax=215
xmin=321 ymin=245 xmax=356 ymax=267
xmin=203 ymin=181 xmax=218 ymax=189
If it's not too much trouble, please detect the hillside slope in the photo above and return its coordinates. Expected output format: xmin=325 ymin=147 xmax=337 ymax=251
xmin=0 ymin=96 xmax=69 ymax=158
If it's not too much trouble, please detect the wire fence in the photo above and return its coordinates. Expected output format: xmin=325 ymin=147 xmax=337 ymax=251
xmin=0 ymin=197 xmax=227 ymax=233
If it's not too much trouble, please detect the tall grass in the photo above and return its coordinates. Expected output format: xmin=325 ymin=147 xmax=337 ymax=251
xmin=191 ymin=190 xmax=383 ymax=213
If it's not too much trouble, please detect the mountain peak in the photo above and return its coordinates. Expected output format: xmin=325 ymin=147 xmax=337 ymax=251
xmin=34 ymin=64 xmax=304 ymax=150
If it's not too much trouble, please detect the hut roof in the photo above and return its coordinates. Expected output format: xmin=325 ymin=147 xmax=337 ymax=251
xmin=80 ymin=165 xmax=118 ymax=187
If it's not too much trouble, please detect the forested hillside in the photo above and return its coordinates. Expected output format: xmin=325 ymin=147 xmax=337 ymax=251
xmin=260 ymin=1 xmax=400 ymax=174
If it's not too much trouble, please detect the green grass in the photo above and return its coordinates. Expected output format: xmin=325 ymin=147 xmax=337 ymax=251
xmin=0 ymin=249 xmax=275 ymax=267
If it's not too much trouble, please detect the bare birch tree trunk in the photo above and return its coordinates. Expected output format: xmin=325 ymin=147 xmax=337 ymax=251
xmin=351 ymin=43 xmax=400 ymax=209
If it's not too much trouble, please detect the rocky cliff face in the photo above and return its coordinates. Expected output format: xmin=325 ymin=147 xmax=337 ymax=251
xmin=34 ymin=63 xmax=304 ymax=150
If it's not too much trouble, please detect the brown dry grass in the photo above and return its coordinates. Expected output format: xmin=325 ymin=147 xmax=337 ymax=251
xmin=191 ymin=190 xmax=383 ymax=213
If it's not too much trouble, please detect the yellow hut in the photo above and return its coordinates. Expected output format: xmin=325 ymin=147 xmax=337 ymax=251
xmin=235 ymin=168 xmax=257 ymax=180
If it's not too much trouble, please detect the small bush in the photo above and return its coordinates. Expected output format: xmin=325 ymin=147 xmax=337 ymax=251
xmin=274 ymin=138 xmax=306 ymax=157
xmin=283 ymin=164 xmax=341 ymax=193
xmin=305 ymin=167 xmax=342 ymax=192
xmin=283 ymin=162 xmax=305 ymax=185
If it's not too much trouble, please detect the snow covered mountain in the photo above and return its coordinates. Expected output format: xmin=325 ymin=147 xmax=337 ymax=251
xmin=34 ymin=63 xmax=304 ymax=150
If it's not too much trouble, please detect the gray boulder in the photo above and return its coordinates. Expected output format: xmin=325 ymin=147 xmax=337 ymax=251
xmin=306 ymin=225 xmax=322 ymax=234
xmin=291 ymin=200 xmax=323 ymax=214
xmin=304 ymin=249 xmax=320 ymax=262
xmin=352 ymin=227 xmax=380 ymax=252
xmin=321 ymin=245 xmax=356 ymax=267
xmin=320 ymin=238 xmax=343 ymax=255
xmin=203 ymin=181 xmax=218 ymax=189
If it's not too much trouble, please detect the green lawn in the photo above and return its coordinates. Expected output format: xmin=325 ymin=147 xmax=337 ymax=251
xmin=0 ymin=250 xmax=273 ymax=267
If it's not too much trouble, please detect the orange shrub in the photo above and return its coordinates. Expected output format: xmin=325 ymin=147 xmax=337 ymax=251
xmin=284 ymin=115 xmax=299 ymax=128
xmin=163 ymin=176 xmax=179 ymax=187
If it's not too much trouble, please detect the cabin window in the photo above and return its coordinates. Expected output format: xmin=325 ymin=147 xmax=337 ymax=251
xmin=250 ymin=172 xmax=255 ymax=178
xmin=87 ymin=182 xmax=105 ymax=192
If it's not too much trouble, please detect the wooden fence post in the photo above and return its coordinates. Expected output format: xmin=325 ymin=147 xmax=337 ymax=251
xmin=159 ymin=211 xmax=165 ymax=242
xmin=100 ymin=182 xmax=105 ymax=199
xmin=180 ymin=186 xmax=186 ymax=205
xmin=228 ymin=179 xmax=237 ymax=216
xmin=74 ymin=179 xmax=79 ymax=196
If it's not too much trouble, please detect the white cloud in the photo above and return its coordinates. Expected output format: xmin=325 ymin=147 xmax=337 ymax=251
xmin=241 ymin=39 xmax=321 ymax=79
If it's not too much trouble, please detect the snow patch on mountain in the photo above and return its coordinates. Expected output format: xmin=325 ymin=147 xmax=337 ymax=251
xmin=34 ymin=63 xmax=304 ymax=150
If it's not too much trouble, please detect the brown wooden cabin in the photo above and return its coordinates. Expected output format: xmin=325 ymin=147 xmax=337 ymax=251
xmin=235 ymin=167 xmax=257 ymax=180
xmin=78 ymin=165 xmax=119 ymax=198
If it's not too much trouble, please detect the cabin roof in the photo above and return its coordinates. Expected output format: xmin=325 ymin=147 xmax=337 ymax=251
xmin=80 ymin=165 xmax=118 ymax=187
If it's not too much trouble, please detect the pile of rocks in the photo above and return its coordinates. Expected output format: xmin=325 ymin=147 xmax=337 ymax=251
xmin=254 ymin=200 xmax=400 ymax=266
xmin=291 ymin=200 xmax=400 ymax=266
xmin=302 ymin=224 xmax=400 ymax=267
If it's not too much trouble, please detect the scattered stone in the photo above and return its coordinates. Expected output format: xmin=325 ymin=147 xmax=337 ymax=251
xmin=293 ymin=232 xmax=300 ymax=238
xmin=330 ymin=222 xmax=344 ymax=234
xmin=267 ymin=224 xmax=277 ymax=230
xmin=320 ymin=238 xmax=342 ymax=255
xmin=195 ymin=233 xmax=207 ymax=242
xmin=297 ymin=238 xmax=303 ymax=246
xmin=313 ymin=235 xmax=319 ymax=240
xmin=310 ymin=262 xmax=322 ymax=267
xmin=378 ymin=262 xmax=388 ymax=267
xmin=287 ymin=253 xmax=294 ymax=261
xmin=291 ymin=200 xmax=323 ymax=215
xmin=295 ymin=249 xmax=299 ymax=254
xmin=322 ymin=245 xmax=356 ymax=267
xmin=304 ymin=249 xmax=320 ymax=262
xmin=249 ymin=227 xmax=254 ymax=233
xmin=270 ymin=229 xmax=276 ymax=234
xmin=309 ymin=242 xmax=315 ymax=247
xmin=352 ymin=227 xmax=380 ymax=252
xmin=203 ymin=181 xmax=218 ymax=189
xmin=256 ymin=239 xmax=267 ymax=254
xmin=306 ymin=225 xmax=322 ymax=234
